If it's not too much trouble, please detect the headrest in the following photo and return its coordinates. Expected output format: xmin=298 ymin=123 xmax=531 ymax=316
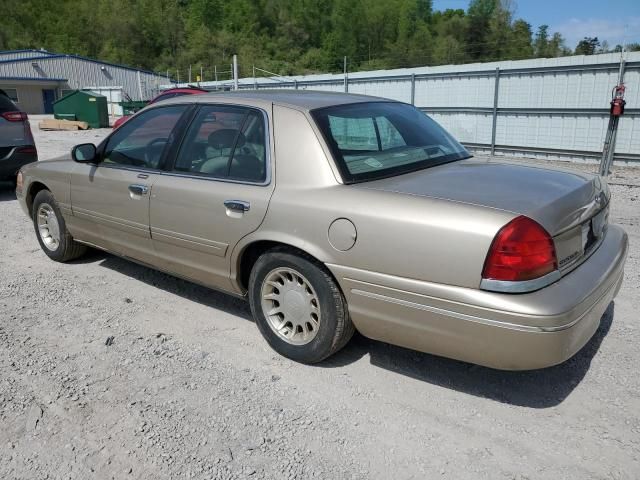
xmin=208 ymin=129 xmax=245 ymax=149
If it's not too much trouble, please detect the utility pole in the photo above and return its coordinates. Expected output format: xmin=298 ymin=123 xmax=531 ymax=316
xmin=490 ymin=67 xmax=500 ymax=156
xmin=137 ymin=70 xmax=143 ymax=99
xmin=343 ymin=56 xmax=348 ymax=93
xmin=200 ymin=65 xmax=203 ymax=83
xmin=214 ymin=65 xmax=218 ymax=83
xmin=176 ymin=69 xmax=180 ymax=84
xmin=233 ymin=55 xmax=239 ymax=90
xmin=188 ymin=65 xmax=192 ymax=84
xmin=253 ymin=65 xmax=257 ymax=90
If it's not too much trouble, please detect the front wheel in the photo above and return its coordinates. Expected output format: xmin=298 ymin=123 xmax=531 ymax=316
xmin=32 ymin=190 xmax=86 ymax=262
xmin=248 ymin=248 xmax=354 ymax=363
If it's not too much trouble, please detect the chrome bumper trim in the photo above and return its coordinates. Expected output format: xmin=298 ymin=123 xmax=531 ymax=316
xmin=351 ymin=264 xmax=622 ymax=333
xmin=479 ymin=270 xmax=562 ymax=293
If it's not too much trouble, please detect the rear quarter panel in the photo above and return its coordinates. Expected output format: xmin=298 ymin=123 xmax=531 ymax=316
xmin=232 ymin=105 xmax=516 ymax=290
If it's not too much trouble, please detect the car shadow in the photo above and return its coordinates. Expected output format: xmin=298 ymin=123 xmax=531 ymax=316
xmin=78 ymin=249 xmax=253 ymax=321
xmin=77 ymin=247 xmax=613 ymax=408
xmin=0 ymin=182 xmax=17 ymax=201
xmin=322 ymin=302 xmax=615 ymax=408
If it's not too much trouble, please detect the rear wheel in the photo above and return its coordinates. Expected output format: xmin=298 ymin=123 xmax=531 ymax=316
xmin=248 ymin=248 xmax=354 ymax=363
xmin=32 ymin=190 xmax=86 ymax=262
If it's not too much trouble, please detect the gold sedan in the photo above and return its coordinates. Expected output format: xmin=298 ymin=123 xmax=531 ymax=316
xmin=16 ymin=91 xmax=628 ymax=369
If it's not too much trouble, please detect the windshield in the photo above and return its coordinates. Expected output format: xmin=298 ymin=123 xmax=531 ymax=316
xmin=312 ymin=102 xmax=471 ymax=183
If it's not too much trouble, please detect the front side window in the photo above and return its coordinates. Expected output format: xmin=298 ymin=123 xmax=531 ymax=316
xmin=103 ymin=105 xmax=187 ymax=169
xmin=174 ymin=105 xmax=267 ymax=182
xmin=312 ymin=102 xmax=470 ymax=183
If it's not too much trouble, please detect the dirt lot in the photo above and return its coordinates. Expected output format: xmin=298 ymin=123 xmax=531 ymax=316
xmin=1 ymin=126 xmax=639 ymax=479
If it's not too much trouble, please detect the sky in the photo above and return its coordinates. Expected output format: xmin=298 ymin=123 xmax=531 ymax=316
xmin=432 ymin=0 xmax=640 ymax=49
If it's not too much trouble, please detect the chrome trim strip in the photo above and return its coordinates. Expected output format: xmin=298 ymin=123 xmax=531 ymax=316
xmin=73 ymin=206 xmax=148 ymax=236
xmin=480 ymin=270 xmax=562 ymax=293
xmin=351 ymin=288 xmax=546 ymax=332
xmin=151 ymin=226 xmax=228 ymax=257
xmin=351 ymin=268 xmax=621 ymax=333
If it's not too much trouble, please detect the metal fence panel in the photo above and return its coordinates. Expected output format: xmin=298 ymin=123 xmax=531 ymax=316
xmin=173 ymin=51 xmax=640 ymax=162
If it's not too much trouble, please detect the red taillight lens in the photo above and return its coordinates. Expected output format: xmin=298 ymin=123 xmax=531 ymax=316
xmin=482 ymin=216 xmax=557 ymax=282
xmin=1 ymin=111 xmax=28 ymax=122
xmin=17 ymin=146 xmax=37 ymax=154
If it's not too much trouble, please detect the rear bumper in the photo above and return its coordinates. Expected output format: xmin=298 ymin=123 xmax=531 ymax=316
xmin=0 ymin=147 xmax=37 ymax=178
xmin=328 ymin=224 xmax=628 ymax=370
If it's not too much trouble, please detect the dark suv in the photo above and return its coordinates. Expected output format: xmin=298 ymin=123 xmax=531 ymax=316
xmin=0 ymin=89 xmax=37 ymax=184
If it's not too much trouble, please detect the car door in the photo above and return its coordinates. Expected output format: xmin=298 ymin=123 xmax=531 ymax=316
xmin=149 ymin=104 xmax=274 ymax=292
xmin=69 ymin=104 xmax=189 ymax=264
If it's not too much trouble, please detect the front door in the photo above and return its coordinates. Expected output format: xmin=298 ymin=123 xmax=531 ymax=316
xmin=69 ymin=104 xmax=189 ymax=264
xmin=149 ymin=104 xmax=274 ymax=292
xmin=42 ymin=89 xmax=56 ymax=114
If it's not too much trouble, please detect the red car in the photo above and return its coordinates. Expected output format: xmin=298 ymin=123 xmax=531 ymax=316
xmin=113 ymin=87 xmax=207 ymax=129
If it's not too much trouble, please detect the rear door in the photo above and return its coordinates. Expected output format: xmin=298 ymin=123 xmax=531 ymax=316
xmin=149 ymin=104 xmax=274 ymax=291
xmin=69 ymin=104 xmax=189 ymax=264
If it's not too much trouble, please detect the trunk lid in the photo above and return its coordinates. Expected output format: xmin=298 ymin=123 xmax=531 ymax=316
xmin=357 ymin=158 xmax=608 ymax=234
xmin=357 ymin=158 xmax=609 ymax=272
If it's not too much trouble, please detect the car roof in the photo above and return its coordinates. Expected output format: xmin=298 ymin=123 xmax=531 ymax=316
xmin=162 ymin=90 xmax=393 ymax=112
xmin=158 ymin=87 xmax=207 ymax=95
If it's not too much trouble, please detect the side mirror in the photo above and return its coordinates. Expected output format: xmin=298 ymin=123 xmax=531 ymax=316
xmin=72 ymin=143 xmax=97 ymax=163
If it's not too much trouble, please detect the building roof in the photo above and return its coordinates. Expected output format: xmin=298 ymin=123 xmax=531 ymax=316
xmin=0 ymin=76 xmax=67 ymax=82
xmin=0 ymin=50 xmax=163 ymax=77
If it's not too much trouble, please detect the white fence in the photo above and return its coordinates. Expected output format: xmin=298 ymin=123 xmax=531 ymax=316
xmin=173 ymin=52 xmax=640 ymax=163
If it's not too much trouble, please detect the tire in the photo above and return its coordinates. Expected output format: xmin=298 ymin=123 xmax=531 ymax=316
xmin=32 ymin=189 xmax=87 ymax=262
xmin=248 ymin=247 xmax=355 ymax=363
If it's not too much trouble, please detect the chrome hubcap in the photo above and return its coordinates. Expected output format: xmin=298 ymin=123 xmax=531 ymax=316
xmin=37 ymin=203 xmax=61 ymax=251
xmin=260 ymin=267 xmax=321 ymax=345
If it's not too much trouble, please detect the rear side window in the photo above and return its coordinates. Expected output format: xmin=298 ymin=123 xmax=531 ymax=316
xmin=103 ymin=105 xmax=187 ymax=169
xmin=0 ymin=93 xmax=18 ymax=113
xmin=312 ymin=102 xmax=470 ymax=183
xmin=173 ymin=105 xmax=267 ymax=183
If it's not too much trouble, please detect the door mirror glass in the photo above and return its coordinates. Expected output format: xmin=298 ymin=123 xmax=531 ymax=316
xmin=72 ymin=143 xmax=97 ymax=163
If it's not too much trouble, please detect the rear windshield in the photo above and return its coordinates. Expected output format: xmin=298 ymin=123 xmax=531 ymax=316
xmin=0 ymin=93 xmax=18 ymax=113
xmin=312 ymin=102 xmax=470 ymax=183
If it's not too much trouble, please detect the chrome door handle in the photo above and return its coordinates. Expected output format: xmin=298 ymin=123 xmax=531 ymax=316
xmin=224 ymin=200 xmax=250 ymax=212
xmin=128 ymin=184 xmax=149 ymax=195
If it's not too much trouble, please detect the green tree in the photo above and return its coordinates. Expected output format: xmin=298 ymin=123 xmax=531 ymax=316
xmin=508 ymin=20 xmax=533 ymax=59
xmin=574 ymin=37 xmax=600 ymax=55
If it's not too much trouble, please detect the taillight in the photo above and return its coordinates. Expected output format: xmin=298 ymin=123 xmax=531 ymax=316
xmin=17 ymin=146 xmax=37 ymax=154
xmin=1 ymin=111 xmax=28 ymax=122
xmin=482 ymin=216 xmax=557 ymax=282
xmin=16 ymin=171 xmax=24 ymax=192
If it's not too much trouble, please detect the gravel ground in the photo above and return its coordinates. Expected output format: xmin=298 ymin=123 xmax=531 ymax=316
xmin=0 ymin=126 xmax=639 ymax=479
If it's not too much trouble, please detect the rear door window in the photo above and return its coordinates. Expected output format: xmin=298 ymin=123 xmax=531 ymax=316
xmin=173 ymin=105 xmax=267 ymax=183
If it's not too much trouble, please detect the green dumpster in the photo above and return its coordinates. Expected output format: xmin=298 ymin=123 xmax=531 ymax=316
xmin=53 ymin=90 xmax=109 ymax=128
xmin=120 ymin=100 xmax=148 ymax=115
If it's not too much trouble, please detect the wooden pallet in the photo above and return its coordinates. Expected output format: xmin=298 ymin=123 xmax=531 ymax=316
xmin=39 ymin=119 xmax=89 ymax=131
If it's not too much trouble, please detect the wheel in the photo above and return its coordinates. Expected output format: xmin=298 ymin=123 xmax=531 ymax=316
xmin=248 ymin=248 xmax=355 ymax=363
xmin=32 ymin=190 xmax=87 ymax=262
